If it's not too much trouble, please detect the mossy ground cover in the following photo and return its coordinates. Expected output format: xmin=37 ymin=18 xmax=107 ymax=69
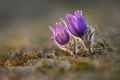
xmin=0 ymin=42 xmax=119 ymax=80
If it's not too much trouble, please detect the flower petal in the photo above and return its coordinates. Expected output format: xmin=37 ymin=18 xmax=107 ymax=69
xmin=74 ymin=10 xmax=82 ymax=18
xmin=77 ymin=16 xmax=88 ymax=36
xmin=55 ymin=23 xmax=64 ymax=34
xmin=66 ymin=14 xmax=81 ymax=36
xmin=55 ymin=30 xmax=70 ymax=45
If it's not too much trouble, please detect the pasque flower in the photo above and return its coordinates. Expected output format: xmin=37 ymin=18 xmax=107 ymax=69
xmin=49 ymin=22 xmax=70 ymax=45
xmin=66 ymin=10 xmax=88 ymax=37
xmin=49 ymin=10 xmax=95 ymax=56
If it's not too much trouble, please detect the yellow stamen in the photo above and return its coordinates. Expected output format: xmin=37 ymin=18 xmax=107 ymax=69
xmin=61 ymin=32 xmax=65 ymax=36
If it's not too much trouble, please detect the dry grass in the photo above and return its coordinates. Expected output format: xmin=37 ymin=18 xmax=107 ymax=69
xmin=0 ymin=39 xmax=119 ymax=80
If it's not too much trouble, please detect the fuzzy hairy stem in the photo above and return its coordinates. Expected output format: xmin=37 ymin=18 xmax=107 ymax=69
xmin=54 ymin=39 xmax=74 ymax=56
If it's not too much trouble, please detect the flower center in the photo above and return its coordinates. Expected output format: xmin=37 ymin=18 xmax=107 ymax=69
xmin=61 ymin=31 xmax=65 ymax=36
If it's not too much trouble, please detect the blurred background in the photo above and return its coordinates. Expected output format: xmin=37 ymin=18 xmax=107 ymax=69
xmin=0 ymin=0 xmax=120 ymax=52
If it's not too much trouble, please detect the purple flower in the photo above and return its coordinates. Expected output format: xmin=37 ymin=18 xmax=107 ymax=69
xmin=49 ymin=22 xmax=70 ymax=45
xmin=66 ymin=10 xmax=88 ymax=37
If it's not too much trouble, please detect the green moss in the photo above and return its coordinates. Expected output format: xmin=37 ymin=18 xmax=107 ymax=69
xmin=71 ymin=62 xmax=96 ymax=72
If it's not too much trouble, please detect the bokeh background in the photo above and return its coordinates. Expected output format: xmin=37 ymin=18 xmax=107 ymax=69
xmin=0 ymin=1 xmax=120 ymax=80
xmin=0 ymin=0 xmax=120 ymax=52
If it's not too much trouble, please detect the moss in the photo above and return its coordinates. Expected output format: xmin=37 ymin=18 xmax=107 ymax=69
xmin=70 ymin=61 xmax=96 ymax=72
